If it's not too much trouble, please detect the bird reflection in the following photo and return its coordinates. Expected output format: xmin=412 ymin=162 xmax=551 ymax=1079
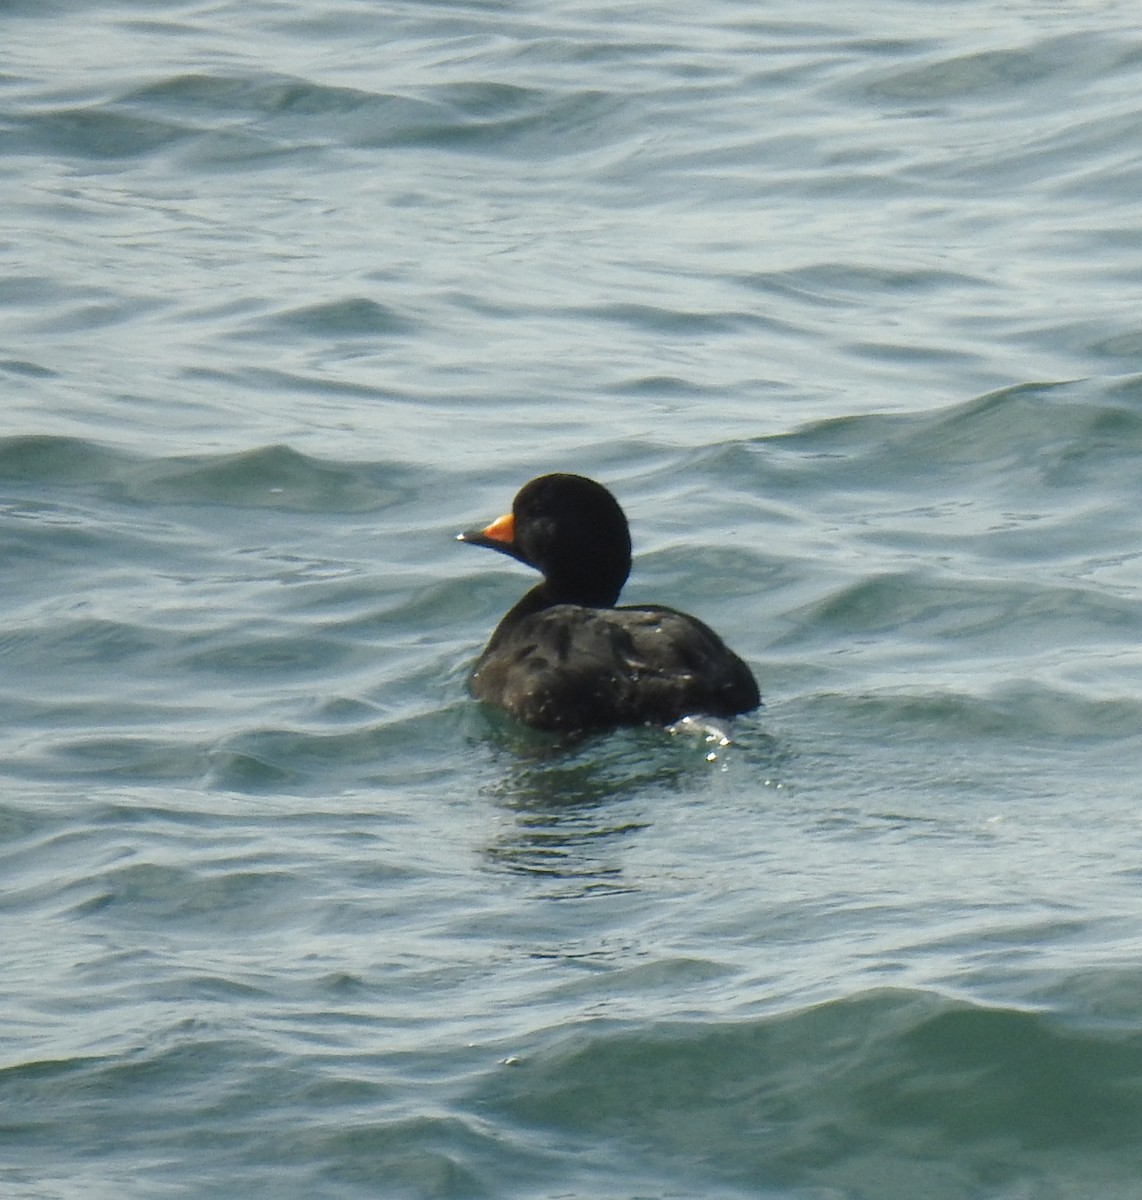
xmin=477 ymin=723 xmax=704 ymax=896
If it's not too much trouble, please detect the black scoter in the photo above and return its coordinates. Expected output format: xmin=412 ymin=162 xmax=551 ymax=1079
xmin=458 ymin=473 xmax=760 ymax=733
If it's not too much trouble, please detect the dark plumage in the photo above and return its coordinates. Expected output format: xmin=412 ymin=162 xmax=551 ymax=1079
xmin=458 ymin=473 xmax=760 ymax=733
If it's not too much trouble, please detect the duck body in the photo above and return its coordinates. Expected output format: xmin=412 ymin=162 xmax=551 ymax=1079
xmin=471 ymin=597 xmax=759 ymax=734
xmin=459 ymin=473 xmax=760 ymax=734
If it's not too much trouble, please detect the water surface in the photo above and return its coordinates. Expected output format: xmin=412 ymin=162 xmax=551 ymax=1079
xmin=4 ymin=2 xmax=1142 ymax=1197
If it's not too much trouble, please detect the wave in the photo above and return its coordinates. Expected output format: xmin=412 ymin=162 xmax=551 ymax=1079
xmin=3 ymin=69 xmax=633 ymax=167
xmin=0 ymin=434 xmax=419 ymax=512
xmin=790 ymin=681 xmax=1142 ymax=744
xmin=475 ymin=986 xmax=1142 ymax=1198
xmin=746 ymin=377 xmax=1142 ymax=489
xmin=5 ymin=984 xmax=1139 ymax=1198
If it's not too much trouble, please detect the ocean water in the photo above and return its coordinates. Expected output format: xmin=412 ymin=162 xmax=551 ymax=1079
xmin=4 ymin=1 xmax=1142 ymax=1197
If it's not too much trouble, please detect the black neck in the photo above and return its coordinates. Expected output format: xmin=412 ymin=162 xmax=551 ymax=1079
xmin=483 ymin=583 xmax=575 ymax=654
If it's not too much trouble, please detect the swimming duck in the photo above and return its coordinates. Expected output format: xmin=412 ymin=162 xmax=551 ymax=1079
xmin=458 ymin=473 xmax=759 ymax=733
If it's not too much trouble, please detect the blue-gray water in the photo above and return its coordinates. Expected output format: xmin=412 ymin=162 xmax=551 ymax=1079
xmin=4 ymin=2 xmax=1142 ymax=1198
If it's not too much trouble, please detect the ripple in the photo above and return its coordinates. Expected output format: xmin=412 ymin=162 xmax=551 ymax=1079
xmin=248 ymin=297 xmax=416 ymax=340
xmin=797 ymin=683 xmax=1142 ymax=743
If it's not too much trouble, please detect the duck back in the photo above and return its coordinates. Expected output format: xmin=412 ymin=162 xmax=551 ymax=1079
xmin=471 ymin=602 xmax=759 ymax=733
